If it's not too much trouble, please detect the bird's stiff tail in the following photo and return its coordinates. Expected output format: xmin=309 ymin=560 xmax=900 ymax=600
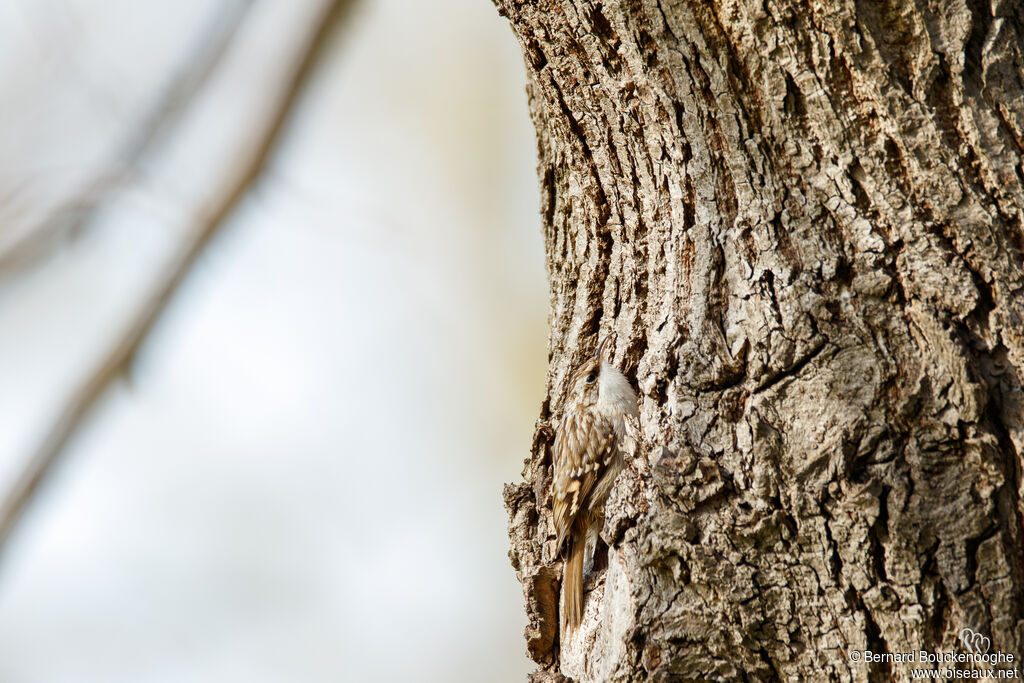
xmin=562 ymin=531 xmax=586 ymax=635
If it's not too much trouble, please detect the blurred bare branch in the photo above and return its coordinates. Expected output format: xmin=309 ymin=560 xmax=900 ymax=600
xmin=0 ymin=0 xmax=351 ymax=558
xmin=0 ymin=0 xmax=254 ymax=274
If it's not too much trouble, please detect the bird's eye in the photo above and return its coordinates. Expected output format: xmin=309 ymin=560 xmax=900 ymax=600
xmin=585 ymin=370 xmax=598 ymax=384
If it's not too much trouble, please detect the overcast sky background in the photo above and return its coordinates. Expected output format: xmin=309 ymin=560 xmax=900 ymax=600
xmin=0 ymin=1 xmax=546 ymax=681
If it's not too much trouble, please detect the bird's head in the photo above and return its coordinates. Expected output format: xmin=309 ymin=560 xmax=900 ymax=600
xmin=561 ymin=336 xmax=640 ymax=417
xmin=562 ymin=337 xmax=612 ymax=409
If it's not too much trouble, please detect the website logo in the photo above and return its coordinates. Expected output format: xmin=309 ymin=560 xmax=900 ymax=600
xmin=959 ymin=627 xmax=991 ymax=655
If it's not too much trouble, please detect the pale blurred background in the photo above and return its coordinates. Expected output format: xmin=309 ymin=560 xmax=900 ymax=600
xmin=0 ymin=1 xmax=546 ymax=681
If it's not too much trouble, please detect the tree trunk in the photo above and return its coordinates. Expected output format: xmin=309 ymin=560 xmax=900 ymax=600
xmin=497 ymin=0 xmax=1024 ymax=680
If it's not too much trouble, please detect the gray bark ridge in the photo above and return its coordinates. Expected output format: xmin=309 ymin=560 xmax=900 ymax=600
xmin=498 ymin=0 xmax=1024 ymax=681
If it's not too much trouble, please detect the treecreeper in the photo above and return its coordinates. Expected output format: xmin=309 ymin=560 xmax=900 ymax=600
xmin=551 ymin=337 xmax=640 ymax=643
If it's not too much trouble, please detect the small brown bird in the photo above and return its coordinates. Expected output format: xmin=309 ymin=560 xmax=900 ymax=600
xmin=552 ymin=338 xmax=639 ymax=634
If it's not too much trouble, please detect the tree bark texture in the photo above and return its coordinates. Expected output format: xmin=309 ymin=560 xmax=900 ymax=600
xmin=497 ymin=0 xmax=1024 ymax=680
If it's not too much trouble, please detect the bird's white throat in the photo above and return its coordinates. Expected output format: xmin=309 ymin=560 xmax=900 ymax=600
xmin=597 ymin=362 xmax=639 ymax=418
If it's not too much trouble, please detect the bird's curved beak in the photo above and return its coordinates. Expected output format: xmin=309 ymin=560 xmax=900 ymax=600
xmin=595 ymin=336 xmax=611 ymax=362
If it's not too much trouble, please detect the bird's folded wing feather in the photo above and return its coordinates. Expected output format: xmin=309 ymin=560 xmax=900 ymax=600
xmin=551 ymin=404 xmax=616 ymax=553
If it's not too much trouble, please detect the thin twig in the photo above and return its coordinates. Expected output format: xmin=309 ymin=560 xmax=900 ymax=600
xmin=0 ymin=0 xmax=254 ymax=274
xmin=0 ymin=0 xmax=352 ymax=557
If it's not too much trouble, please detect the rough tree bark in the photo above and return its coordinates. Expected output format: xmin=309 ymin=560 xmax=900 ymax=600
xmin=496 ymin=0 xmax=1024 ymax=680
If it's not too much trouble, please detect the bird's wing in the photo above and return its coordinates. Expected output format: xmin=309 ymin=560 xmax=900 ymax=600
xmin=551 ymin=404 xmax=616 ymax=554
